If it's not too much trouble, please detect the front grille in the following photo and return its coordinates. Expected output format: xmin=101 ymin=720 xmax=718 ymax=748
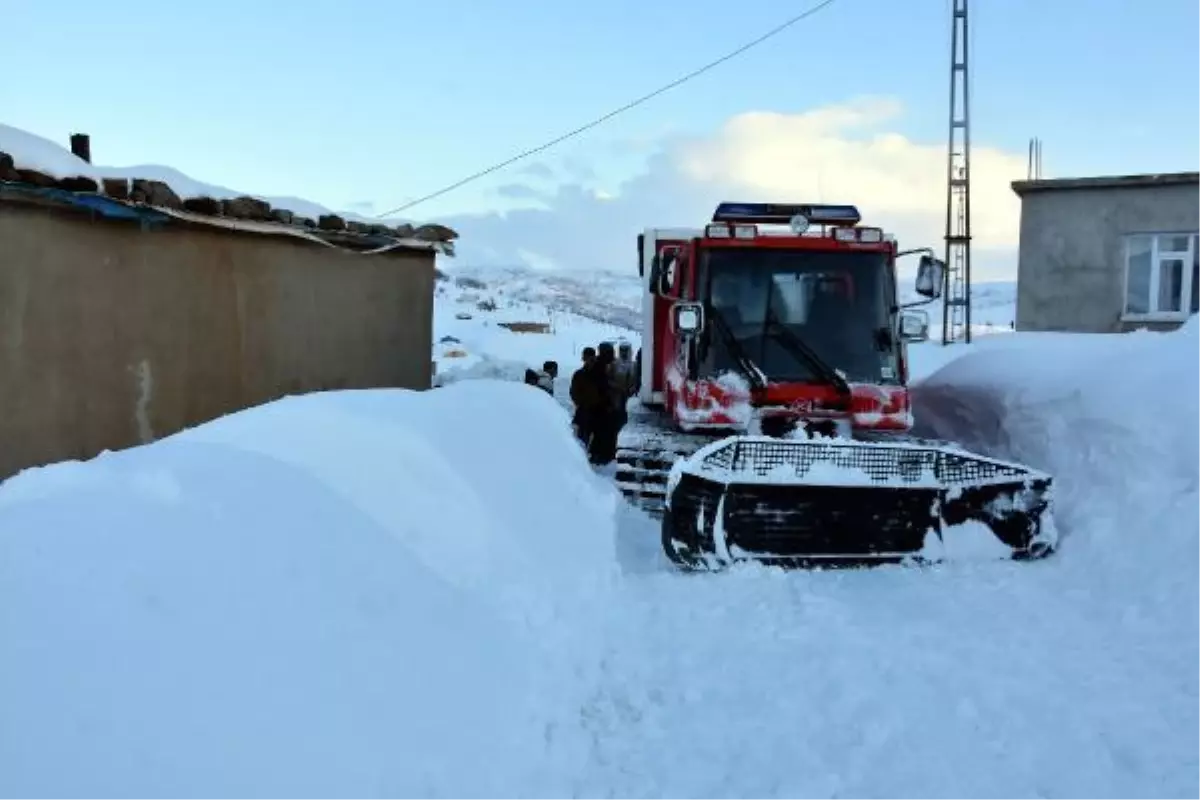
xmin=696 ymin=439 xmax=1036 ymax=488
xmin=722 ymin=483 xmax=939 ymax=558
xmin=662 ymin=437 xmax=1053 ymax=565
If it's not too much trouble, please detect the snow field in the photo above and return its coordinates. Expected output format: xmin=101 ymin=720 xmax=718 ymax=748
xmin=432 ymin=290 xmax=635 ymax=389
xmin=0 ymin=278 xmax=1195 ymax=796
xmin=0 ymin=382 xmax=619 ymax=797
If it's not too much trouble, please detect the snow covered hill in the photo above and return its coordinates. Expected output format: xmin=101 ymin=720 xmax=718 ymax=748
xmin=447 ymin=264 xmax=644 ymax=331
xmin=431 ymin=271 xmax=636 ymax=388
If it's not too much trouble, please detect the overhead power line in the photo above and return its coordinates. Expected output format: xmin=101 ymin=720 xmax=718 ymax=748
xmin=374 ymin=0 xmax=842 ymax=218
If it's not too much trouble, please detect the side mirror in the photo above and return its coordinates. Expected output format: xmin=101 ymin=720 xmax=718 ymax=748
xmin=649 ymin=246 xmax=680 ymax=297
xmin=915 ymin=255 xmax=946 ymax=299
xmin=670 ymin=302 xmax=705 ymax=336
xmin=897 ymin=309 xmax=930 ymax=343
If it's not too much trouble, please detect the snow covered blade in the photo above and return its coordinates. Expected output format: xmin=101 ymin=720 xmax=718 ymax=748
xmin=660 ymin=436 xmax=1056 ymax=569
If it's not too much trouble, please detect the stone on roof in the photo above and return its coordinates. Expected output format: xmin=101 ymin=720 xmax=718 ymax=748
xmin=0 ymin=147 xmax=458 ymax=255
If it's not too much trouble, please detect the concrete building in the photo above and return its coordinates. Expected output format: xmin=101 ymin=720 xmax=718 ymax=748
xmin=1010 ymin=172 xmax=1199 ymax=333
xmin=0 ymin=170 xmax=454 ymax=480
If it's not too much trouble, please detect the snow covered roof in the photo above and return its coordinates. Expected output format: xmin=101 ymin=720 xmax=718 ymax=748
xmin=0 ymin=123 xmax=458 ymax=256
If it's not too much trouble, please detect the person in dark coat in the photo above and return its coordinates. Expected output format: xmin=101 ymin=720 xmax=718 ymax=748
xmin=587 ymin=342 xmax=620 ymax=465
xmin=569 ymin=347 xmax=600 ymax=447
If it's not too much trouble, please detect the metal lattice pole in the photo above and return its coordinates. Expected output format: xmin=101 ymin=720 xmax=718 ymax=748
xmin=942 ymin=0 xmax=972 ymax=345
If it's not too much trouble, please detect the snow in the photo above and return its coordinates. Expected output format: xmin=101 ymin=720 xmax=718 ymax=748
xmin=680 ymin=434 xmax=948 ymax=488
xmin=432 ymin=277 xmax=635 ymax=389
xmin=668 ymin=368 xmax=757 ymax=431
xmin=0 ymin=257 xmax=1196 ymax=797
xmin=936 ymin=518 xmax=1029 ymax=560
xmin=0 ymin=123 xmax=400 ymax=226
xmin=913 ymin=318 xmax=1200 ymax=554
xmin=445 ymin=264 xmax=644 ymax=331
xmin=772 ymin=458 xmax=878 ymax=485
xmin=616 ymin=319 xmax=1198 ymax=797
xmin=0 ymin=382 xmax=619 ymax=797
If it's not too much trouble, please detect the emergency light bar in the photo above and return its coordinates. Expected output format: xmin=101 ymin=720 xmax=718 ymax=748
xmin=712 ymin=202 xmax=862 ymax=226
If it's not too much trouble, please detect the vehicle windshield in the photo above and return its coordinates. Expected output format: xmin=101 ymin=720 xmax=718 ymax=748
xmin=699 ymin=247 xmax=897 ymax=384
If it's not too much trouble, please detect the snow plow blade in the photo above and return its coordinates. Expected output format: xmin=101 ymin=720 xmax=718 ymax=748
xmin=661 ymin=436 xmax=1056 ymax=570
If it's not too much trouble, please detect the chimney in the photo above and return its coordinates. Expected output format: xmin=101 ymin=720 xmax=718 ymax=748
xmin=70 ymin=133 xmax=91 ymax=164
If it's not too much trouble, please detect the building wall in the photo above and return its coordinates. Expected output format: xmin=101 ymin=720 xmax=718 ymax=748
xmin=1015 ymin=182 xmax=1199 ymax=332
xmin=0 ymin=203 xmax=434 ymax=479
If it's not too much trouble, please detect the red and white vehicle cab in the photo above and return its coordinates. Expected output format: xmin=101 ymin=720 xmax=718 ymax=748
xmin=633 ymin=202 xmax=945 ymax=440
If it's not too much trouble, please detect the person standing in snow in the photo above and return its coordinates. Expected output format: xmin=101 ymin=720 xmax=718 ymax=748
xmin=610 ymin=341 xmax=637 ymax=430
xmin=536 ymin=360 xmax=558 ymax=396
xmin=569 ymin=347 xmax=600 ymax=448
xmin=587 ymin=342 xmax=620 ymax=465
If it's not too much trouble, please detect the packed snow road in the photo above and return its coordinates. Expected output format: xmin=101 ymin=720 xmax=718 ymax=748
xmin=595 ymin=506 xmax=1195 ymax=798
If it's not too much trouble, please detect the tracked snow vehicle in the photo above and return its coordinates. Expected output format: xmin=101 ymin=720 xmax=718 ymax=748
xmin=614 ymin=202 xmax=1055 ymax=569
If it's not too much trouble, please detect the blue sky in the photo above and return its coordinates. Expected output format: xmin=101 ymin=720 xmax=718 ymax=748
xmin=4 ymin=0 xmax=1198 ymax=274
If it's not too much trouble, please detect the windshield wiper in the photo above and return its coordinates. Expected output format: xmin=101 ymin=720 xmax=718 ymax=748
xmin=762 ymin=308 xmax=853 ymax=397
xmin=706 ymin=305 xmax=768 ymax=392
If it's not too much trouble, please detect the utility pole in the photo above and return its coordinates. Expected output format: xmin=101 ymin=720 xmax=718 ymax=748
xmin=942 ymin=0 xmax=972 ymax=345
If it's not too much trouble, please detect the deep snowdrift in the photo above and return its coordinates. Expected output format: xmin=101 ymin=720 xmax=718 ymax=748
xmin=0 ymin=381 xmax=618 ymax=798
xmin=913 ymin=319 xmax=1199 ymax=555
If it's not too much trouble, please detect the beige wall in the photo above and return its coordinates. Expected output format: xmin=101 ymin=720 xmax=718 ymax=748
xmin=0 ymin=202 xmax=434 ymax=479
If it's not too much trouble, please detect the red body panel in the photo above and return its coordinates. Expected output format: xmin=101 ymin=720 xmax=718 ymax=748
xmin=651 ymin=237 xmax=690 ymax=396
xmin=667 ymin=367 xmax=913 ymax=433
xmin=649 ymin=227 xmax=914 ymax=436
xmin=651 ymin=290 xmax=674 ymax=395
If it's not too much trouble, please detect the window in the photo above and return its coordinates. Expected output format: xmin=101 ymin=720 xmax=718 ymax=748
xmin=701 ymin=248 xmax=894 ymax=383
xmin=1123 ymin=233 xmax=1199 ymax=320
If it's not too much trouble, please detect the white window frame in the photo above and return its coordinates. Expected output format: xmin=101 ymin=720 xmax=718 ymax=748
xmin=1122 ymin=232 xmax=1199 ymax=322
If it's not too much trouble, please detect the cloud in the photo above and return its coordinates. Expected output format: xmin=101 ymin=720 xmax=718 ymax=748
xmin=494 ymin=183 xmax=551 ymax=202
xmin=440 ymin=97 xmax=1028 ymax=280
xmin=518 ymin=162 xmax=556 ymax=180
xmin=560 ymin=156 xmax=596 ymax=182
xmin=513 ymin=158 xmax=594 ymax=184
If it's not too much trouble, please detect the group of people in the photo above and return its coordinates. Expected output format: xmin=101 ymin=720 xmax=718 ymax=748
xmin=521 ymin=341 xmax=638 ymax=465
xmin=568 ymin=340 xmax=637 ymax=465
